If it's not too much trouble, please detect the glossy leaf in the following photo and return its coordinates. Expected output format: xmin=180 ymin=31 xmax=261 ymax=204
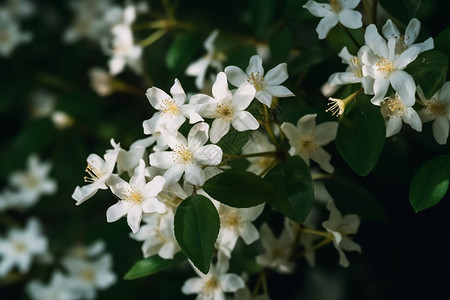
xmin=323 ymin=177 xmax=386 ymax=221
xmin=203 ymin=170 xmax=273 ymax=208
xmin=406 ymin=50 xmax=449 ymax=99
xmin=379 ymin=0 xmax=421 ymax=25
xmin=166 ymin=33 xmax=198 ymax=74
xmin=124 ymin=252 xmax=186 ymax=280
xmin=290 ymin=47 xmax=330 ymax=75
xmin=335 ymin=96 xmax=385 ymax=176
xmin=265 ymin=156 xmax=314 ymax=223
xmin=174 ymin=194 xmax=219 ymax=274
xmin=410 ymin=155 xmax=450 ymax=212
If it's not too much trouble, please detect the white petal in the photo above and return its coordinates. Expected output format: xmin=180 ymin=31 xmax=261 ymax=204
xmin=433 ymin=117 xmax=449 ymax=145
xmin=382 ymin=19 xmax=400 ymax=40
xmin=316 ymin=15 xmax=339 ymax=39
xmin=170 ymin=78 xmax=187 ymax=106
xmin=342 ymin=0 xmax=361 ymax=9
xmin=310 ymin=147 xmax=334 ymax=173
xmin=220 ymin=274 xmax=245 ymax=292
xmin=403 ymin=108 xmax=422 ymax=132
xmin=329 ymin=72 xmax=360 ymax=86
xmin=195 ymin=145 xmax=223 ymax=166
xmin=315 ymin=122 xmax=338 ymax=145
xmin=303 ymin=0 xmax=331 ymax=17
xmin=188 ymin=122 xmax=209 ymax=151
xmin=146 ymin=87 xmax=171 ymax=110
xmin=371 ymin=78 xmax=390 ymax=105
xmin=232 ymin=85 xmax=256 ymax=110
xmin=109 ymin=56 xmax=126 ymax=75
xmin=181 ymin=278 xmax=204 ymax=294
xmin=390 ymin=71 xmax=416 ymax=106
xmin=232 ymin=111 xmax=259 ymax=131
xmin=127 ymin=205 xmax=143 ymax=233
xmin=364 ymin=24 xmax=388 ymax=57
xmin=240 ymin=223 xmax=260 ymax=244
xmin=264 ymin=63 xmax=289 ymax=85
xmin=338 ymin=10 xmax=362 ymax=29
xmin=296 ymin=114 xmax=317 ymax=135
xmin=210 ymin=118 xmax=231 ymax=144
xmin=280 ymin=122 xmax=301 ymax=142
xmin=405 ymin=18 xmax=420 ymax=45
xmin=184 ymin=164 xmax=205 ymax=186
xmin=224 ymin=66 xmax=248 ymax=87
xmin=163 ymin=164 xmax=185 ymax=186
xmin=212 ymin=72 xmax=232 ymax=101
xmin=158 ymin=242 xmax=178 ymax=259
xmin=385 ymin=117 xmax=402 ymax=137
xmin=255 ymin=91 xmax=273 ymax=107
xmin=394 ymin=45 xmax=420 ymax=70
xmin=264 ymin=85 xmax=295 ymax=98
xmin=246 ymin=55 xmax=264 ymax=75
xmin=149 ymin=151 xmax=176 ymax=170
xmin=106 ymin=201 xmax=131 ymax=222
xmin=143 ymin=175 xmax=166 ymax=197
xmin=142 ymin=198 xmax=166 ymax=213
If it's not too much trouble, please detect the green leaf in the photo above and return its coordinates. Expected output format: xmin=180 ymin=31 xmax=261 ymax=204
xmin=216 ymin=128 xmax=252 ymax=155
xmin=323 ymin=177 xmax=386 ymax=221
xmin=410 ymin=155 xmax=450 ymax=212
xmin=166 ymin=33 xmax=198 ymax=74
xmin=265 ymin=156 xmax=314 ymax=223
xmin=406 ymin=50 xmax=449 ymax=99
xmin=269 ymin=27 xmax=293 ymax=63
xmin=203 ymin=170 xmax=273 ymax=208
xmin=435 ymin=28 xmax=450 ymax=56
xmin=379 ymin=0 xmax=421 ymax=25
xmin=124 ymin=252 xmax=186 ymax=280
xmin=335 ymin=96 xmax=385 ymax=176
xmin=174 ymin=195 xmax=219 ymax=274
xmin=250 ymin=0 xmax=277 ymax=34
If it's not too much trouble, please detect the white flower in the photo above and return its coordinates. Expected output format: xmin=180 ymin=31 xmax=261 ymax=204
xmin=0 ymin=11 xmax=31 ymax=57
xmin=9 ymin=154 xmax=57 ymax=209
xmin=142 ymin=79 xmax=204 ymax=135
xmin=361 ymin=24 xmax=421 ymax=106
xmin=281 ymin=114 xmax=338 ymax=173
xmin=149 ymin=122 xmax=223 ymax=186
xmin=130 ymin=208 xmax=180 ymax=259
xmin=382 ymin=18 xmax=434 ymax=55
xmin=380 ymin=93 xmax=422 ymax=137
xmin=2 ymin=0 xmax=35 ymax=19
xmin=72 ymin=150 xmax=119 ymax=205
xmin=107 ymin=160 xmax=166 ymax=233
xmin=192 ymin=72 xmax=259 ymax=143
xmin=104 ymin=4 xmax=143 ymax=75
xmin=241 ymin=131 xmax=276 ymax=175
xmin=255 ymin=223 xmax=295 ymax=274
xmin=303 ymin=0 xmax=362 ymax=39
xmin=322 ymin=200 xmax=361 ymax=267
xmin=182 ymin=253 xmax=245 ymax=300
xmin=27 ymin=271 xmax=81 ymax=300
xmin=0 ymin=218 xmax=48 ymax=277
xmin=62 ymin=253 xmax=116 ymax=299
xmin=30 ymin=89 xmax=57 ymax=118
xmin=216 ymin=203 xmax=265 ymax=257
xmin=224 ymin=55 xmax=295 ymax=107
xmin=328 ymin=47 xmax=374 ymax=94
xmin=89 ymin=67 xmax=114 ymax=96
xmin=417 ymin=82 xmax=450 ymax=144
xmin=110 ymin=136 xmax=156 ymax=176
xmin=186 ymin=29 xmax=223 ymax=90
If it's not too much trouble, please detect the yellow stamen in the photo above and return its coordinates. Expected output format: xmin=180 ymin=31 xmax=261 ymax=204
xmin=160 ymin=98 xmax=179 ymax=117
xmin=84 ymin=163 xmax=103 ymax=183
xmin=376 ymin=57 xmax=396 ymax=75
xmin=215 ymin=101 xmax=234 ymax=121
xmin=173 ymin=144 xmax=193 ymax=164
xmin=122 ymin=187 xmax=144 ymax=204
xmin=247 ymin=71 xmax=267 ymax=91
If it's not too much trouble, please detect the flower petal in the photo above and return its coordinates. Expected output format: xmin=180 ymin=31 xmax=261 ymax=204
xmin=210 ymin=118 xmax=231 ymax=144
xmin=106 ymin=201 xmax=131 ymax=223
xmin=264 ymin=63 xmax=289 ymax=85
xmin=212 ymin=72 xmax=232 ymax=101
xmin=385 ymin=116 xmax=402 ymax=137
xmin=127 ymin=205 xmax=143 ymax=233
xmin=232 ymin=111 xmax=259 ymax=131
xmin=390 ymin=70 xmax=416 ymax=106
xmin=264 ymin=85 xmax=295 ymax=98
xmin=316 ymin=14 xmax=339 ymax=39
xmin=245 ymin=55 xmax=264 ymax=76
xmin=195 ymin=145 xmax=223 ymax=166
xmin=303 ymin=0 xmax=331 ymax=17
xmin=224 ymin=66 xmax=248 ymax=87
xmin=232 ymin=85 xmax=256 ymax=110
xmin=371 ymin=78 xmax=390 ymax=105
xmin=149 ymin=151 xmax=176 ymax=170
xmin=315 ymin=122 xmax=338 ymax=145
xmin=432 ymin=117 xmax=449 ymax=145
xmin=184 ymin=163 xmax=205 ymax=186
xmin=338 ymin=10 xmax=362 ymax=29
xmin=220 ymin=274 xmax=245 ymax=292
xmin=142 ymin=198 xmax=166 ymax=214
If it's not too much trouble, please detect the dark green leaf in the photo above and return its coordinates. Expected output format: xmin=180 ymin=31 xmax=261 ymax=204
xmin=269 ymin=27 xmax=293 ymax=63
xmin=379 ymin=0 xmax=422 ymax=25
xmin=323 ymin=177 xmax=386 ymax=221
xmin=410 ymin=155 xmax=450 ymax=212
xmin=203 ymin=170 xmax=273 ymax=208
xmin=166 ymin=33 xmax=198 ymax=74
xmin=435 ymin=28 xmax=450 ymax=57
xmin=406 ymin=50 xmax=449 ymax=99
xmin=174 ymin=195 xmax=219 ymax=274
xmin=216 ymin=128 xmax=252 ymax=155
xmin=250 ymin=0 xmax=277 ymax=34
xmin=335 ymin=96 xmax=385 ymax=176
xmin=265 ymin=156 xmax=314 ymax=223
xmin=124 ymin=252 xmax=186 ymax=280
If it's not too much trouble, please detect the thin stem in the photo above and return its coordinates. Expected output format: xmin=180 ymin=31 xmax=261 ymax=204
xmin=301 ymin=228 xmax=333 ymax=238
xmin=339 ymin=23 xmax=362 ymax=49
xmin=362 ymin=0 xmax=378 ymax=25
xmin=295 ymin=237 xmax=333 ymax=260
xmin=138 ymin=28 xmax=168 ymax=47
xmin=262 ymin=104 xmax=281 ymax=149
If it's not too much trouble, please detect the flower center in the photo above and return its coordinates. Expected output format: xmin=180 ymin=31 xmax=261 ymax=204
xmin=203 ymin=277 xmax=219 ymax=296
xmin=326 ymin=98 xmax=346 ymax=116
xmin=123 ymin=187 xmax=143 ymax=204
xmin=84 ymin=163 xmax=103 ymax=183
xmin=24 ymin=174 xmax=39 ymax=188
xmin=247 ymin=71 xmax=267 ymax=91
xmin=215 ymin=101 xmax=234 ymax=121
xmin=0 ymin=31 xmax=10 ymax=44
xmin=376 ymin=57 xmax=396 ymax=76
xmin=395 ymin=35 xmax=408 ymax=54
xmin=14 ymin=242 xmax=26 ymax=252
xmin=173 ymin=144 xmax=194 ymax=164
xmin=160 ymin=98 xmax=180 ymax=117
xmin=426 ymin=99 xmax=447 ymax=117
xmin=301 ymin=136 xmax=318 ymax=153
xmin=349 ymin=57 xmax=363 ymax=78
xmin=329 ymin=0 xmax=342 ymax=12
xmin=81 ymin=269 xmax=95 ymax=282
xmin=222 ymin=213 xmax=241 ymax=229
xmin=381 ymin=95 xmax=406 ymax=118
